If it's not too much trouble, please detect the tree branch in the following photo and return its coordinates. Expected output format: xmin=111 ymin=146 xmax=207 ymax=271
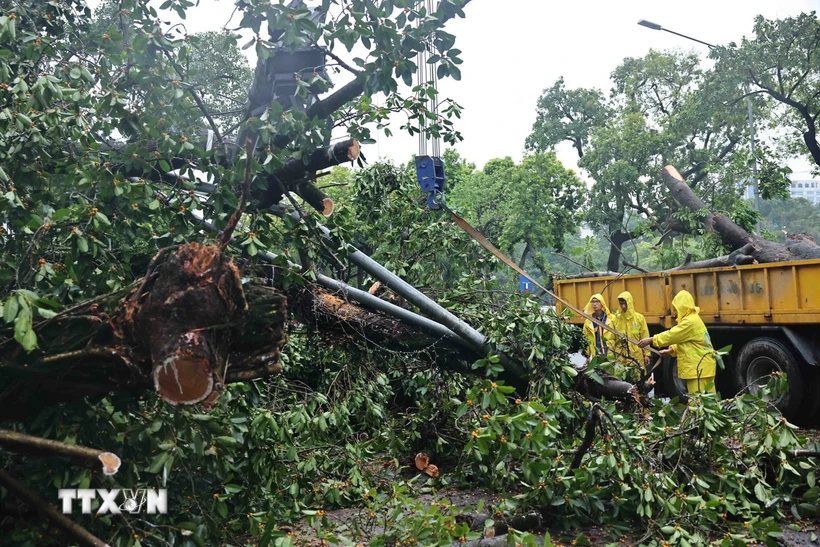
xmin=0 ymin=429 xmax=121 ymax=475
xmin=318 ymin=46 xmax=362 ymax=75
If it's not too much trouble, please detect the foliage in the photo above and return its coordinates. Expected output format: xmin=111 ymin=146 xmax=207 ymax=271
xmin=2 ymin=3 xmax=820 ymax=547
xmin=322 ymin=161 xmax=495 ymax=289
xmin=0 ymin=0 xmax=470 ymax=346
xmin=715 ymin=12 xmax=820 ymax=172
xmin=448 ymin=153 xmax=586 ymax=275
xmin=525 ymin=76 xmax=612 ymax=158
xmin=441 ymin=148 xmax=475 ymax=190
xmin=760 ymin=197 xmax=820 ymax=243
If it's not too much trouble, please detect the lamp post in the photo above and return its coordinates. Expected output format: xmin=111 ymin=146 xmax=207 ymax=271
xmin=637 ymin=19 xmax=761 ymax=233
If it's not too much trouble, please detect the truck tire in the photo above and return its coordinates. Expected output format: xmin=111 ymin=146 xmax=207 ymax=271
xmin=658 ymin=356 xmax=688 ymax=401
xmin=735 ymin=338 xmax=803 ymax=420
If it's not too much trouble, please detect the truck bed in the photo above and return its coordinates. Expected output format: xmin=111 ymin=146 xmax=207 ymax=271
xmin=554 ymin=259 xmax=820 ymax=329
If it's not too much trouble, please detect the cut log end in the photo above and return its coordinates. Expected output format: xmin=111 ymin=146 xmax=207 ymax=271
xmin=98 ymin=452 xmax=121 ymax=476
xmin=321 ymin=197 xmax=334 ymax=217
xmin=663 ymin=164 xmax=684 ymax=181
xmin=348 ymin=140 xmax=360 ymax=161
xmin=153 ymin=355 xmax=214 ymax=405
xmin=423 ymin=464 xmax=439 ymax=477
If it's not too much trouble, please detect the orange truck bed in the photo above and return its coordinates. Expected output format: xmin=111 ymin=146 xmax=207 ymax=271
xmin=553 ymin=259 xmax=820 ymax=422
xmin=554 ymin=259 xmax=820 ymax=329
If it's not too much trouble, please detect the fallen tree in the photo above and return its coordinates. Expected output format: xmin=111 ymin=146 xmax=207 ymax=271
xmin=661 ymin=165 xmax=820 ymax=267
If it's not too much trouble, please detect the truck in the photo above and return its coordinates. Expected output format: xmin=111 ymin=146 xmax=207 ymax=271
xmin=553 ymin=258 xmax=820 ymax=423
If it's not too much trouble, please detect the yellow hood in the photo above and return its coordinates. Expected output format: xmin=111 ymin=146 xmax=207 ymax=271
xmin=617 ymin=291 xmax=635 ymax=318
xmin=672 ymin=290 xmax=699 ymax=322
xmin=583 ymin=293 xmax=610 ymax=317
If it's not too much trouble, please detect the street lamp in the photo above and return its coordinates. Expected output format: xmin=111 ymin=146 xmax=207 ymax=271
xmin=637 ymin=19 xmax=761 ymax=233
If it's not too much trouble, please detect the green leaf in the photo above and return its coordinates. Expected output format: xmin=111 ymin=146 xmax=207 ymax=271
xmin=215 ymin=499 xmax=227 ymax=518
xmin=37 ymin=308 xmax=57 ymax=319
xmin=146 ymin=452 xmax=170 ymax=474
xmin=3 ymin=296 xmax=19 ymax=323
xmin=14 ymin=307 xmax=37 ymax=352
xmin=95 ymin=211 xmax=111 ymax=226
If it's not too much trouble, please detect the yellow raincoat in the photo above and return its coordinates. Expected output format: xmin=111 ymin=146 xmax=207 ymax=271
xmin=610 ymin=291 xmax=650 ymax=368
xmin=582 ymin=293 xmax=610 ymax=358
xmin=651 ymin=290 xmax=716 ymax=392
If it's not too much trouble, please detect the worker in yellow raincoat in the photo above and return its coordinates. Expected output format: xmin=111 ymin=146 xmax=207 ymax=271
xmin=638 ymin=290 xmax=716 ymax=393
xmin=610 ymin=291 xmax=650 ymax=379
xmin=582 ymin=293 xmax=610 ymax=363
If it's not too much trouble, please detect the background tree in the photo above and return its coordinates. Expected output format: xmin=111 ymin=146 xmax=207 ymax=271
xmin=716 ymin=12 xmax=820 ymax=171
xmin=760 ymin=197 xmax=820 ymax=242
xmin=448 ymin=153 xmax=585 ymax=276
xmin=527 ymin=49 xmax=771 ymax=271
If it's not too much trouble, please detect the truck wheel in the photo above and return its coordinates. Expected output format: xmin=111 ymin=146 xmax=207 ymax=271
xmin=659 ymin=356 xmax=688 ymax=401
xmin=736 ymin=338 xmax=803 ymax=419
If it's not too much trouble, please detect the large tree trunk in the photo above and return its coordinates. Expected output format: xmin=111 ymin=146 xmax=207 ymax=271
xmin=606 ymin=230 xmax=633 ymax=272
xmin=661 ymin=165 xmax=820 ymax=264
xmin=0 ymin=246 xmax=492 ymax=421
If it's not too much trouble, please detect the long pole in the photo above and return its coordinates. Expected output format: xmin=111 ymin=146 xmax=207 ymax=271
xmin=744 ymin=83 xmax=761 ymax=231
xmin=637 ymin=20 xmax=762 ymax=233
xmin=193 ymin=214 xmax=468 ymax=347
xmin=267 ymin=205 xmax=528 ymax=379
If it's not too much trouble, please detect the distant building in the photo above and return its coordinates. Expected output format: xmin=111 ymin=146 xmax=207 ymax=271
xmin=739 ymin=178 xmax=820 ymax=205
xmin=790 ymin=180 xmax=820 ymax=205
xmin=742 ymin=181 xmax=755 ymax=200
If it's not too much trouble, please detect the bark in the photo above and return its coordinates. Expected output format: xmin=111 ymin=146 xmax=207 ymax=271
xmin=561 ymin=271 xmax=622 ymax=279
xmin=606 ymin=230 xmax=633 ymax=273
xmin=0 ymin=256 xmax=488 ymax=420
xmin=582 ymin=376 xmax=639 ymax=401
xmin=669 ymin=243 xmax=756 ymax=271
xmin=111 ymin=243 xmax=247 ymax=406
xmin=257 ymin=139 xmax=360 ymax=210
xmin=622 ymin=260 xmax=650 ymax=273
xmin=458 ymin=511 xmax=544 ymax=535
xmin=571 ymin=405 xmax=600 ymax=469
xmin=293 ymin=285 xmax=480 ymax=375
xmin=0 ymin=470 xmax=109 ymax=547
xmin=661 ymin=165 xmax=820 ymax=264
xmin=0 ymin=429 xmax=120 ymax=475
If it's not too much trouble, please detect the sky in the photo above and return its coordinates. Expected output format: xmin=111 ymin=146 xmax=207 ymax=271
xmin=95 ymin=0 xmax=820 ymax=177
xmin=409 ymin=0 xmax=820 ymax=176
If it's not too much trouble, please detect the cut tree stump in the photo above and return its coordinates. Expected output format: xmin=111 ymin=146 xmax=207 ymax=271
xmin=112 ymin=242 xmax=247 ymax=406
xmin=0 ymin=244 xmax=287 ymax=420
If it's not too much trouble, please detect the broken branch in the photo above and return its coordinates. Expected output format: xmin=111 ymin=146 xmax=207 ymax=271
xmin=0 ymin=429 xmax=121 ymax=475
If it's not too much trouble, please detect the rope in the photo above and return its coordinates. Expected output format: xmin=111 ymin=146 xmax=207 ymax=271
xmin=417 ymin=0 xmax=440 ymax=159
xmin=442 ymin=205 xmax=661 ymax=356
